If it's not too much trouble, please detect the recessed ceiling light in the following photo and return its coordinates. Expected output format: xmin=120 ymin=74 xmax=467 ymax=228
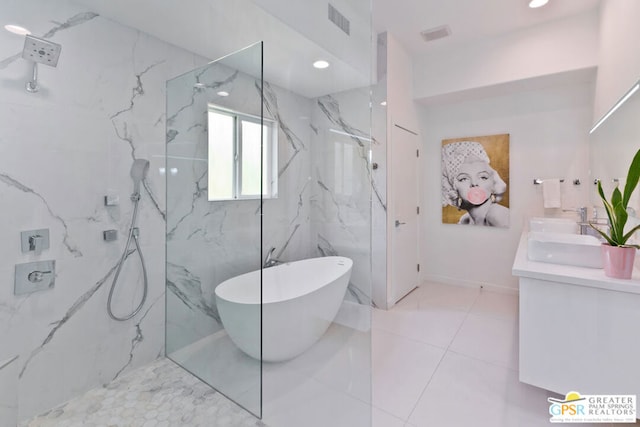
xmin=4 ymin=24 xmax=31 ymax=35
xmin=529 ymin=0 xmax=549 ymax=8
xmin=313 ymin=60 xmax=330 ymax=69
xmin=217 ymin=91 xmax=229 ymax=97
xmin=380 ymin=101 xmax=387 ymax=106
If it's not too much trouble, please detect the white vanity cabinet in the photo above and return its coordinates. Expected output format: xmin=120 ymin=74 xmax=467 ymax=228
xmin=513 ymin=233 xmax=640 ymax=399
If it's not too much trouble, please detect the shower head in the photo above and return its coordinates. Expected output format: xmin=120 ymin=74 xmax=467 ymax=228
xmin=131 ymin=159 xmax=150 ymax=195
xmin=22 ymin=35 xmax=62 ymax=93
xmin=22 ymin=35 xmax=62 ymax=67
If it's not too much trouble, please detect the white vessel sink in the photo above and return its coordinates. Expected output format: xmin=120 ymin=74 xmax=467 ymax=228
xmin=529 ymin=217 xmax=579 ymax=234
xmin=527 ymin=231 xmax=603 ymax=268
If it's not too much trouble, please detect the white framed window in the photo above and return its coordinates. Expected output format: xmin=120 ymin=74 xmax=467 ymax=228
xmin=207 ymin=104 xmax=278 ymax=201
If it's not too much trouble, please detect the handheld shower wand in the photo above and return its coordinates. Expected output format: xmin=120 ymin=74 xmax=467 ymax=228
xmin=130 ymin=159 xmax=150 ymax=197
xmin=107 ymin=159 xmax=150 ymax=321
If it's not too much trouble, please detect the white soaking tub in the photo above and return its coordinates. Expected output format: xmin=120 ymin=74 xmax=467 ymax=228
xmin=215 ymin=256 xmax=353 ymax=362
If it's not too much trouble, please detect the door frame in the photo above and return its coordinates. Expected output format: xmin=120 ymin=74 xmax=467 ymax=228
xmin=386 ymin=120 xmax=420 ymax=308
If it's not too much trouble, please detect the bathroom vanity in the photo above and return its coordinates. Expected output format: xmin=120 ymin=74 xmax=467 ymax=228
xmin=513 ymin=232 xmax=640 ymax=398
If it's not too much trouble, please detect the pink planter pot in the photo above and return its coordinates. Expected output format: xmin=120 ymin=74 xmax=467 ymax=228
xmin=601 ymin=244 xmax=637 ymax=279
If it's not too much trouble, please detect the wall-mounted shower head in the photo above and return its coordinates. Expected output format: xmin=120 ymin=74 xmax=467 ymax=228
xmin=131 ymin=159 xmax=150 ymax=196
xmin=22 ymin=35 xmax=62 ymax=67
xmin=21 ymin=35 xmax=62 ymax=93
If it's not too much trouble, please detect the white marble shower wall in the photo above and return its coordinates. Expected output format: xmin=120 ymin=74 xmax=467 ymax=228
xmin=311 ymin=88 xmax=375 ymax=304
xmin=0 ymin=1 xmax=201 ymax=423
xmin=165 ymin=57 xmax=316 ymax=353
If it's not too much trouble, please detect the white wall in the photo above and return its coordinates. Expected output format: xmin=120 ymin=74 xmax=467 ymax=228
xmin=592 ymin=0 xmax=640 ymax=123
xmin=413 ymin=10 xmax=599 ymax=102
xmin=387 ymin=34 xmax=419 ymax=131
xmin=419 ymin=80 xmax=594 ymax=290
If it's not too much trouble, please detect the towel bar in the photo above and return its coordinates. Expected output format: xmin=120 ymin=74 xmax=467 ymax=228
xmin=533 ymin=178 xmax=565 ymax=185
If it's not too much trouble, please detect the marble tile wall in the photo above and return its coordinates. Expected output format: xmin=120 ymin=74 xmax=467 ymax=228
xmin=311 ymin=88 xmax=376 ymax=305
xmin=0 ymin=1 xmax=202 ymax=423
xmin=371 ymin=81 xmax=388 ymax=309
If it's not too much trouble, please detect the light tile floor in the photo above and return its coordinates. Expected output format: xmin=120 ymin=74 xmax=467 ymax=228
xmin=24 ymin=281 xmax=640 ymax=427
xmin=372 ymin=281 xmax=639 ymax=427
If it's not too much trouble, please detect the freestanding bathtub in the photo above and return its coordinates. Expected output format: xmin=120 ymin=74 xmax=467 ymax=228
xmin=214 ymin=256 xmax=353 ymax=362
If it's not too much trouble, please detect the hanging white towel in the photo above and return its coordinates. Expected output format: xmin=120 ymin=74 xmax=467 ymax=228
xmin=542 ymin=179 xmax=561 ymax=209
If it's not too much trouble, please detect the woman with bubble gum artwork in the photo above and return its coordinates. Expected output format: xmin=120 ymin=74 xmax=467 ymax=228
xmin=441 ymin=139 xmax=509 ymax=227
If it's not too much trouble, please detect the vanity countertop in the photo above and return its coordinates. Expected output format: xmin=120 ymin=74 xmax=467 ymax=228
xmin=512 ymin=231 xmax=640 ymax=295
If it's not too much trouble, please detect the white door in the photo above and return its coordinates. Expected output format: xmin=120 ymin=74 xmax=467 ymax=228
xmin=390 ymin=123 xmax=419 ymax=304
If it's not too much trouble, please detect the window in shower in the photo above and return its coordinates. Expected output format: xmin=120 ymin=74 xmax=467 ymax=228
xmin=207 ymin=104 xmax=278 ymax=200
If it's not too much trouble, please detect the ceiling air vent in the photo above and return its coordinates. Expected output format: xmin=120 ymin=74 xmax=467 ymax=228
xmin=328 ymin=3 xmax=350 ymax=36
xmin=420 ymin=25 xmax=451 ymax=42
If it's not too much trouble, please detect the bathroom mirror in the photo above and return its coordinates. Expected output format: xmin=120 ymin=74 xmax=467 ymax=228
xmin=207 ymin=104 xmax=278 ymax=201
xmin=589 ymin=79 xmax=640 ymax=208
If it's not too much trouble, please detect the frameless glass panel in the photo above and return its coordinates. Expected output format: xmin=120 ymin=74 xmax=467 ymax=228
xmin=259 ymin=83 xmax=372 ymax=427
xmin=250 ymin=0 xmax=372 ymax=424
xmin=166 ymin=42 xmax=263 ymax=418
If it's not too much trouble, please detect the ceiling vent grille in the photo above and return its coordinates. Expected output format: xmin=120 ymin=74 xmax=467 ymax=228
xmin=420 ymin=25 xmax=451 ymax=42
xmin=328 ymin=3 xmax=350 ymax=36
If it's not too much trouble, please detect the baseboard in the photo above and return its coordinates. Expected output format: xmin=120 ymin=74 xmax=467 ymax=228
xmin=421 ymin=274 xmax=519 ymax=296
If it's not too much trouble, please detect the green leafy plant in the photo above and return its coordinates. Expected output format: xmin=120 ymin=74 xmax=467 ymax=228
xmin=592 ymin=148 xmax=640 ymax=247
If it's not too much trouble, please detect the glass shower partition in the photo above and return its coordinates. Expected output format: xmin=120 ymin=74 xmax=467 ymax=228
xmin=164 ymin=9 xmax=374 ymax=422
xmin=165 ymin=42 xmax=263 ymax=418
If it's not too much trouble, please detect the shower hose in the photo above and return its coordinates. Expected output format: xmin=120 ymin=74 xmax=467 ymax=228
xmin=107 ymin=193 xmax=149 ymax=321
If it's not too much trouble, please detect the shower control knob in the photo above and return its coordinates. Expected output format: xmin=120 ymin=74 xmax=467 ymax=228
xmin=103 ymin=230 xmax=118 ymax=242
xmin=104 ymin=194 xmax=120 ymax=206
xmin=28 ymin=270 xmax=51 ymax=283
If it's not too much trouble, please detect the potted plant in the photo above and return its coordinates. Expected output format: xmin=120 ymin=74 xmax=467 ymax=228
xmin=591 ymin=148 xmax=640 ymax=279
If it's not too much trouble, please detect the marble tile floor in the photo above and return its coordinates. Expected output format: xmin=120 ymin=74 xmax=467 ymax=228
xmin=23 ymin=281 xmax=640 ymax=427
xmin=22 ymin=358 xmax=265 ymax=427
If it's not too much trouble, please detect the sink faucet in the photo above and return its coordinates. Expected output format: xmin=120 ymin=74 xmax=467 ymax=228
xmin=263 ymin=247 xmax=282 ymax=268
xmin=563 ymin=206 xmax=588 ymax=234
xmin=577 ymin=207 xmax=588 ymax=235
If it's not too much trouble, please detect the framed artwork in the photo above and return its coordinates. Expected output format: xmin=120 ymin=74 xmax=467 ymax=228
xmin=441 ymin=133 xmax=510 ymax=227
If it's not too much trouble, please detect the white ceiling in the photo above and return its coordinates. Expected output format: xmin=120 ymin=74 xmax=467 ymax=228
xmin=74 ymin=0 xmax=602 ymax=98
xmin=373 ymin=0 xmax=601 ymax=57
xmin=74 ymin=0 xmax=370 ymax=98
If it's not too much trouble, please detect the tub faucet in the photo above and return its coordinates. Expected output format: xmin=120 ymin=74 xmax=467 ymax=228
xmin=263 ymin=247 xmax=282 ymax=268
